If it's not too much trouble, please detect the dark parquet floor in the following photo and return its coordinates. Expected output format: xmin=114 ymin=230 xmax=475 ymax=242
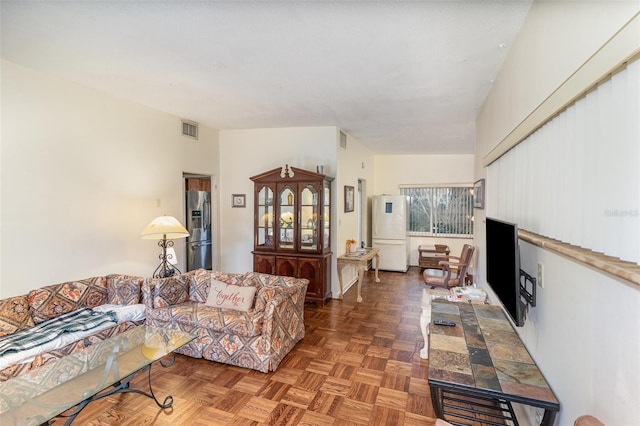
xmin=51 ymin=267 xmax=465 ymax=425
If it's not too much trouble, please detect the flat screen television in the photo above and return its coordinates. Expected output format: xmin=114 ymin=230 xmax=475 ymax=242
xmin=486 ymin=217 xmax=524 ymax=327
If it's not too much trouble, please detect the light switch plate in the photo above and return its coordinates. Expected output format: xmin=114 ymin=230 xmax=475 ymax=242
xmin=537 ymin=262 xmax=544 ymax=288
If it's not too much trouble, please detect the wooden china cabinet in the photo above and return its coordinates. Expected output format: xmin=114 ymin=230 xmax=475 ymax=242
xmin=250 ymin=165 xmax=333 ymax=306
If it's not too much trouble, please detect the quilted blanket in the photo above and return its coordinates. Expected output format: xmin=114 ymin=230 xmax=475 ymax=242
xmin=0 ymin=308 xmax=117 ymax=356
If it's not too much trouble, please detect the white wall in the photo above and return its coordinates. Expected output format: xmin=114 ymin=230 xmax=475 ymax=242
xmin=374 ymin=154 xmax=475 ymax=195
xmin=517 ymin=241 xmax=640 ymax=426
xmin=476 ymin=2 xmax=640 ymax=425
xmin=0 ymin=60 xmax=220 ymax=298
xmin=336 ymin=131 xmax=375 ymax=295
xmin=374 ymin=154 xmax=475 ymax=269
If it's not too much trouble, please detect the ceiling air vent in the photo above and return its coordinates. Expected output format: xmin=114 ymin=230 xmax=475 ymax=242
xmin=339 ymin=130 xmax=347 ymax=149
xmin=182 ymin=120 xmax=198 ymax=140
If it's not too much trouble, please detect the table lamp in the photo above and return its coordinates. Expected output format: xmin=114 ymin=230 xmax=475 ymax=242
xmin=140 ymin=215 xmax=190 ymax=278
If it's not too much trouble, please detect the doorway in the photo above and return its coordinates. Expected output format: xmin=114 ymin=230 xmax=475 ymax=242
xmin=357 ymin=179 xmax=366 ymax=249
xmin=184 ymin=175 xmax=213 ymax=271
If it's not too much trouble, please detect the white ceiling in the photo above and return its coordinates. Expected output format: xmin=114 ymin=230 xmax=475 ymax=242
xmin=1 ymin=1 xmax=532 ymax=154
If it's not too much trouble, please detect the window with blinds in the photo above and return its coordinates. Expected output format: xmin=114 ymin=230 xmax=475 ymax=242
xmin=401 ymin=186 xmax=474 ymax=237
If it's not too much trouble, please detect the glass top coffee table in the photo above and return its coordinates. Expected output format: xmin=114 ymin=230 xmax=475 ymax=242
xmin=0 ymin=326 xmax=195 ymax=426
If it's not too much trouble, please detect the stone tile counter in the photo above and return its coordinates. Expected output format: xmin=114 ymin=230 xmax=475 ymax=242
xmin=428 ymin=301 xmax=560 ymax=425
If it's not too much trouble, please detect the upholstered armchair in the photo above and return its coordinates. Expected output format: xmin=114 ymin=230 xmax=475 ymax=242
xmin=423 ymin=244 xmax=475 ymax=289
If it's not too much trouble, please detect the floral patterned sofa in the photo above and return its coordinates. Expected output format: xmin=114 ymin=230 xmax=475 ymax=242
xmin=142 ymin=269 xmax=309 ymax=373
xmin=0 ymin=275 xmax=145 ymax=381
xmin=0 ymin=269 xmax=308 ymax=381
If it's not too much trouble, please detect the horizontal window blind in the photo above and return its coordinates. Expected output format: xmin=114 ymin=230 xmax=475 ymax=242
xmin=487 ymin=59 xmax=639 ymax=264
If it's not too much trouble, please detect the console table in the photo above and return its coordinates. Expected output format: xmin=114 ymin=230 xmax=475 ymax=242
xmin=429 ymin=301 xmax=560 ymax=426
xmin=337 ymin=247 xmax=380 ymax=303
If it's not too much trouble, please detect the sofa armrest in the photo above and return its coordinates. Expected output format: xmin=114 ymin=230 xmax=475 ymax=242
xmin=0 ymin=295 xmax=34 ymax=336
xmin=252 ymin=274 xmax=309 ymax=339
xmin=260 ymin=293 xmax=287 ymax=336
xmin=140 ymin=279 xmax=156 ymax=311
xmin=246 ymin=272 xmax=309 ymax=310
xmin=105 ymin=274 xmax=144 ymax=305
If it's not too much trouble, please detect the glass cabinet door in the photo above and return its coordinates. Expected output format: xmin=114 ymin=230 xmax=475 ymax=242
xmin=278 ymin=185 xmax=295 ymax=249
xmin=300 ymin=184 xmax=318 ymax=251
xmin=323 ymin=182 xmax=331 ymax=249
xmin=257 ymin=185 xmax=274 ymax=248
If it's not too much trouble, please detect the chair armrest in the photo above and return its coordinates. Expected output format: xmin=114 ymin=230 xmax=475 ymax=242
xmin=438 ymin=261 xmax=453 ymax=276
xmin=439 ymin=260 xmax=468 ymax=275
xmin=439 ymin=260 xmax=468 ymax=267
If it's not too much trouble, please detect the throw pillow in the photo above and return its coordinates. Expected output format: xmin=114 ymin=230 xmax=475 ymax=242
xmin=205 ymin=280 xmax=257 ymax=312
xmin=152 ymin=276 xmax=189 ymax=308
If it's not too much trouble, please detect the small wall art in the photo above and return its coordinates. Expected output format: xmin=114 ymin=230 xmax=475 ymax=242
xmin=344 ymin=186 xmax=354 ymax=213
xmin=232 ymin=194 xmax=246 ymax=208
xmin=473 ymin=179 xmax=485 ymax=209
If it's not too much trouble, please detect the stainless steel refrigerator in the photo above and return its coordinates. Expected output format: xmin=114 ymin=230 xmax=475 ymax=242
xmin=372 ymin=194 xmax=409 ymax=272
xmin=186 ymin=190 xmax=212 ymax=271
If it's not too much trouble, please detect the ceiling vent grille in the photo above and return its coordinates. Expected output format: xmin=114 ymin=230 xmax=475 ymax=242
xmin=182 ymin=120 xmax=198 ymax=140
xmin=339 ymin=130 xmax=347 ymax=149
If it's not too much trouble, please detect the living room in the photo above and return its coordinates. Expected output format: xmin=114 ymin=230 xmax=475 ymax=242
xmin=2 ymin=2 xmax=639 ymax=425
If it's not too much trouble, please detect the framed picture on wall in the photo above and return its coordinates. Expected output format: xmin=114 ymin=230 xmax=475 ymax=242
xmin=473 ymin=179 xmax=485 ymax=209
xmin=232 ymin=194 xmax=246 ymax=208
xmin=344 ymin=186 xmax=354 ymax=213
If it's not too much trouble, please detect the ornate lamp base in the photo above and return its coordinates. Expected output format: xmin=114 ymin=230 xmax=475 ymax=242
xmin=152 ymin=238 xmax=182 ymax=278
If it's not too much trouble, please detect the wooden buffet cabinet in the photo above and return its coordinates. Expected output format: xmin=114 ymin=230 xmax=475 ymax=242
xmin=250 ymin=165 xmax=333 ymax=306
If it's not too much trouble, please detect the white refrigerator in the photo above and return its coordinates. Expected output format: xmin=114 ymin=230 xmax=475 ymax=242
xmin=372 ymin=195 xmax=409 ymax=272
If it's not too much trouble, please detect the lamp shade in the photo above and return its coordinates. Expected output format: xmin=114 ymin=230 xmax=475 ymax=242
xmin=140 ymin=216 xmax=189 ymax=240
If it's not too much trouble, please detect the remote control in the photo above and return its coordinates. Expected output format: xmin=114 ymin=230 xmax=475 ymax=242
xmin=433 ymin=320 xmax=456 ymax=327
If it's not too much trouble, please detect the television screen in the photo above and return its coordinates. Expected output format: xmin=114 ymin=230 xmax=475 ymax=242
xmin=486 ymin=217 xmax=523 ymax=326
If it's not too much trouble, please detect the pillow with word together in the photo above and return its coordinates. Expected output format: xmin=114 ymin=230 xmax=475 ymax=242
xmin=205 ymin=280 xmax=257 ymax=312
